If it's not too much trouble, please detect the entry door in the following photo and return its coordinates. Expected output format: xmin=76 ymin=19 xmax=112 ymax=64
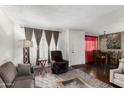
xmin=69 ymin=30 xmax=85 ymax=66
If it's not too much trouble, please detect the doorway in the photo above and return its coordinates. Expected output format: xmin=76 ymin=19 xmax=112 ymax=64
xmin=85 ymin=35 xmax=98 ymax=63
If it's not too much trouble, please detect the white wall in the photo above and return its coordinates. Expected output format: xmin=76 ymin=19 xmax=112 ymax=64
xmin=0 ymin=9 xmax=14 ymax=65
xmin=58 ymin=29 xmax=69 ymax=60
xmin=13 ymin=24 xmax=25 ymax=65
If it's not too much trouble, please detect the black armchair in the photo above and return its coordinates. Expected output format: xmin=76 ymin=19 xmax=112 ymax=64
xmin=51 ymin=51 xmax=69 ymax=74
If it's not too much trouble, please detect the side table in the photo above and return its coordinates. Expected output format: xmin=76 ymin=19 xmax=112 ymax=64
xmin=38 ymin=59 xmax=47 ymax=75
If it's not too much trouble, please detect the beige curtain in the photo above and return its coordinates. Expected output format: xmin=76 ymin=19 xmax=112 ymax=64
xmin=45 ymin=30 xmax=52 ymax=63
xmin=34 ymin=28 xmax=43 ymax=65
xmin=53 ymin=31 xmax=59 ymax=50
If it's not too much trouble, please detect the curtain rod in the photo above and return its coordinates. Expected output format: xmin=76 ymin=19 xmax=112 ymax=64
xmin=20 ymin=26 xmax=62 ymax=32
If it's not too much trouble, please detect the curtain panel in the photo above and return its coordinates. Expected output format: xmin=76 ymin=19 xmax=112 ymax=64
xmin=24 ymin=27 xmax=33 ymax=40
xmin=45 ymin=30 xmax=53 ymax=46
xmin=24 ymin=27 xmax=60 ymax=65
xmin=34 ymin=29 xmax=43 ymax=65
xmin=53 ymin=31 xmax=59 ymax=50
xmin=45 ymin=30 xmax=53 ymax=63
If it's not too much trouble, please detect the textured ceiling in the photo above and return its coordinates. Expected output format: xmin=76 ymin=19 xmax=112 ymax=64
xmin=1 ymin=5 xmax=124 ymax=35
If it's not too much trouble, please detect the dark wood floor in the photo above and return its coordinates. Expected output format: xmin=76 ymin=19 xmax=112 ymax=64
xmin=34 ymin=63 xmax=120 ymax=87
xmin=72 ymin=63 xmax=120 ymax=88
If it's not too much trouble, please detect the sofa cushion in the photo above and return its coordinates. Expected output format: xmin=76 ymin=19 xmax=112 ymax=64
xmin=114 ymin=78 xmax=124 ymax=87
xmin=0 ymin=77 xmax=6 ymax=88
xmin=114 ymin=73 xmax=124 ymax=81
xmin=17 ymin=64 xmax=31 ymax=76
xmin=12 ymin=79 xmax=34 ymax=88
xmin=0 ymin=62 xmax=17 ymax=87
xmin=15 ymin=75 xmax=34 ymax=81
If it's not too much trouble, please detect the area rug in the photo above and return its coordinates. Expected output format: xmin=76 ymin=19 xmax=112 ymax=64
xmin=35 ymin=69 xmax=113 ymax=88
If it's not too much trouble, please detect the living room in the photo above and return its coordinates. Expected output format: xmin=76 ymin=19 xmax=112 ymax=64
xmin=1 ymin=1 xmax=124 ymax=91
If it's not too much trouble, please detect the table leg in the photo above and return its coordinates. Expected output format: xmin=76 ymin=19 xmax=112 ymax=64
xmin=41 ymin=62 xmax=47 ymax=73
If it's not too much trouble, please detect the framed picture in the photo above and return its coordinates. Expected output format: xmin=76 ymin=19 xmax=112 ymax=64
xmin=106 ymin=33 xmax=121 ymax=49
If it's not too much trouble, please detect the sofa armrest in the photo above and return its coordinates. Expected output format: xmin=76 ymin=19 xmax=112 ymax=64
xmin=30 ymin=67 xmax=35 ymax=80
xmin=110 ymin=69 xmax=122 ymax=83
xmin=31 ymin=67 xmax=34 ymax=74
xmin=31 ymin=73 xmax=35 ymax=80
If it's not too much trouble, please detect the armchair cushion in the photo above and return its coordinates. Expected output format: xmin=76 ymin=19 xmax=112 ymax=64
xmin=51 ymin=51 xmax=63 ymax=62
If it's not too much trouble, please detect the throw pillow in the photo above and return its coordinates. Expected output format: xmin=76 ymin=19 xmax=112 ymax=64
xmin=17 ymin=64 xmax=31 ymax=76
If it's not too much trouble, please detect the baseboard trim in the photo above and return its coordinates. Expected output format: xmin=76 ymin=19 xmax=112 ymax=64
xmin=71 ymin=64 xmax=84 ymax=67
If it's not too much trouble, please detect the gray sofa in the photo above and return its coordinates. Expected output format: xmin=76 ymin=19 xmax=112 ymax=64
xmin=0 ymin=62 xmax=35 ymax=88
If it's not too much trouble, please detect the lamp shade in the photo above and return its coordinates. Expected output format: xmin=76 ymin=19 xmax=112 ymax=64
xmin=18 ymin=40 xmax=33 ymax=48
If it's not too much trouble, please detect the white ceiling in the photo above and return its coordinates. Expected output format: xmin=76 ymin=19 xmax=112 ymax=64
xmin=1 ymin=5 xmax=124 ymax=35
